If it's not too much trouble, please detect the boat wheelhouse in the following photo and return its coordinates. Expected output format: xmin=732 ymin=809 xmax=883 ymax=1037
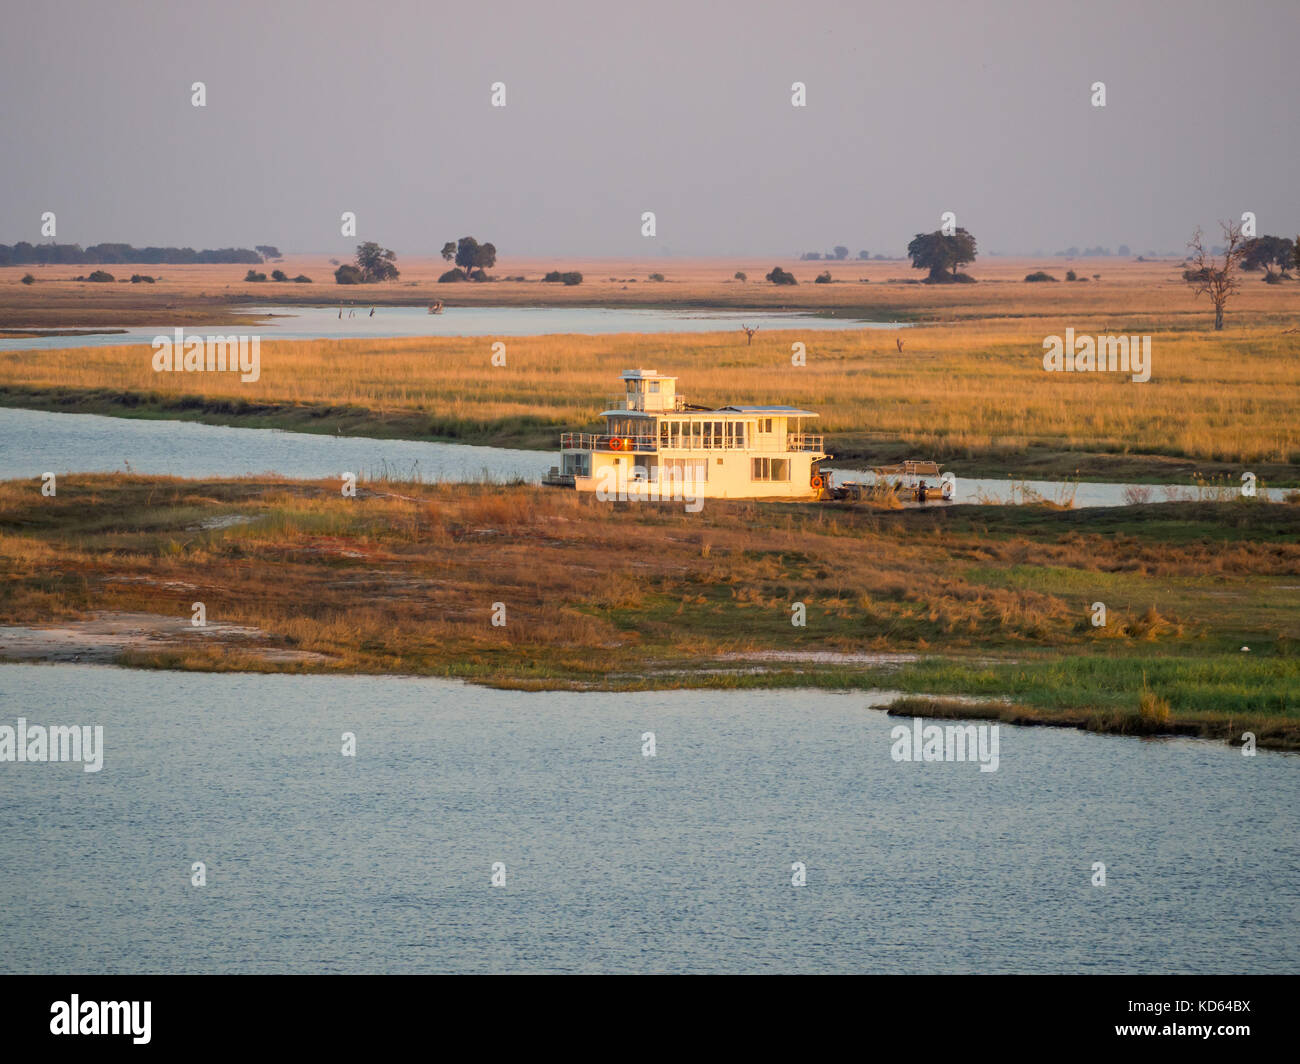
xmin=551 ymin=369 xmax=830 ymax=499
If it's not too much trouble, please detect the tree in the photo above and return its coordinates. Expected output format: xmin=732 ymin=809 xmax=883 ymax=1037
xmin=244 ymin=269 xmax=267 ymax=282
xmin=1293 ymin=237 xmax=1300 ymax=275
xmin=734 ymin=271 xmax=747 ymax=282
xmin=271 ymin=269 xmax=288 ymax=282
xmin=1184 ymin=222 xmax=1248 ymax=330
xmin=857 ymin=250 xmax=870 ymax=260
xmin=454 ymin=237 xmax=496 ymax=278
xmin=832 ymin=245 xmax=849 ymax=260
xmin=255 ymin=245 xmax=281 ymax=260
xmin=440 ymin=242 xmax=457 ymax=263
xmin=1240 ymin=235 xmax=1294 ymax=277
xmin=906 ymin=228 xmax=977 ymax=281
xmin=334 ymin=264 xmax=364 ymax=284
xmin=354 ymin=242 xmax=399 ymax=283
xmin=765 ymin=266 xmax=797 ymax=285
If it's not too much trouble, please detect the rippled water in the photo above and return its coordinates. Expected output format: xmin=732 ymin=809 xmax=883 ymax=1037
xmin=0 ymin=304 xmax=900 ymax=352
xmin=0 ymin=665 xmax=1294 ymax=974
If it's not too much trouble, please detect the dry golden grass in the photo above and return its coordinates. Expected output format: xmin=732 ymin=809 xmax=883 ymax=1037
xmin=2 ymin=475 xmax=1297 ymax=744
xmin=3 ymin=320 xmax=1297 ymax=468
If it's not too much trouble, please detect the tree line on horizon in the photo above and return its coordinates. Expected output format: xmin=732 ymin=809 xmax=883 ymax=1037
xmin=0 ymin=242 xmax=267 ymax=266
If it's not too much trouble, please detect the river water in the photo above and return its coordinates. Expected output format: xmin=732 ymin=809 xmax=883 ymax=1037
xmin=0 ymin=664 xmax=1293 ymax=974
xmin=0 ymin=407 xmax=1286 ymax=506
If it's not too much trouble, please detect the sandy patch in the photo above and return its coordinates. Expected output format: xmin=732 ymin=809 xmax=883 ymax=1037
xmin=0 ymin=611 xmax=330 ymax=665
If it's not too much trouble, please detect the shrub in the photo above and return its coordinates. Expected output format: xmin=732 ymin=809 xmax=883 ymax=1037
xmin=1138 ymin=675 xmax=1171 ymax=726
xmin=1024 ymin=271 xmax=1058 ymax=282
xmin=271 ymin=269 xmax=288 ymax=282
xmin=734 ymin=271 xmax=746 ymax=282
xmin=129 ymin=274 xmax=155 ymax=284
xmin=814 ymin=270 xmax=832 ymax=283
xmin=87 ymin=270 xmax=114 ymax=282
xmin=1066 ymin=270 xmax=1077 ymax=281
xmin=648 ymin=272 xmax=665 ymax=282
xmin=292 ymin=274 xmax=312 ymax=283
xmin=20 ymin=273 xmax=35 ymax=285
xmin=244 ymin=270 xmax=267 ymax=282
xmin=542 ymin=270 xmax=583 ymax=285
xmin=334 ymin=264 xmax=364 ymax=284
xmin=438 ymin=268 xmax=467 ymax=283
xmin=765 ymin=266 xmax=797 ymax=285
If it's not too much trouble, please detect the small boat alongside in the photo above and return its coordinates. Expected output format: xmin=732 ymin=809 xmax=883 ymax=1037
xmin=876 ymin=460 xmax=954 ymax=502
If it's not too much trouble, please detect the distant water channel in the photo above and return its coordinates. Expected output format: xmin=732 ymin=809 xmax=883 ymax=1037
xmin=0 ymin=665 xmax=1293 ymax=974
xmin=0 ymin=304 xmax=902 ymax=352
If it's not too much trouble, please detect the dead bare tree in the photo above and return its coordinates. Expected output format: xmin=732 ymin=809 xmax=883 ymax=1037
xmin=895 ymin=336 xmax=904 ymax=353
xmin=1185 ymin=221 xmax=1248 ymax=330
xmin=740 ymin=324 xmax=758 ymax=345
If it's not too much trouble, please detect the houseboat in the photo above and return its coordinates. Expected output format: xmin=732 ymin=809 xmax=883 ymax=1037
xmin=547 ymin=369 xmax=830 ymax=499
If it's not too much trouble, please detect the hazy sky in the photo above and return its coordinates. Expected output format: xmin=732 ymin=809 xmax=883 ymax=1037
xmin=2 ymin=0 xmax=1296 ymax=258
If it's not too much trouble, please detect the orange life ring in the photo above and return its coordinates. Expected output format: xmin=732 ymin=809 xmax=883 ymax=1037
xmin=608 ymin=437 xmax=622 ymax=451
xmin=811 ymin=474 xmax=824 ymax=490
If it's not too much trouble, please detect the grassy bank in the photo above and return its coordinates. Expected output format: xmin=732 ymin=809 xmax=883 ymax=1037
xmin=3 ymin=321 xmax=1299 ymax=482
xmin=1 ymin=475 xmax=1296 ymax=748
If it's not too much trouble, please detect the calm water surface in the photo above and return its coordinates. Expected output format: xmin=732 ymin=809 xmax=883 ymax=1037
xmin=0 ymin=304 xmax=900 ymax=352
xmin=0 ymin=665 xmax=1294 ymax=974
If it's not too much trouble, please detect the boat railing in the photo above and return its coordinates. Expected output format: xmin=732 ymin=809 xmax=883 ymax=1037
xmin=561 ymin=432 xmax=658 ymax=452
xmin=562 ymin=431 xmax=827 ymax=453
xmin=604 ymin=395 xmax=690 ymax=412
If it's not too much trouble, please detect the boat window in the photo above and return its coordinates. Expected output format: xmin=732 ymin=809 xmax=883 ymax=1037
xmin=751 ymin=457 xmax=791 ymax=481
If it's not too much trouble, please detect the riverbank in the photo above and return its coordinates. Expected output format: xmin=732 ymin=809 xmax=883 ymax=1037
xmin=1 ymin=475 xmax=1296 ymax=748
xmin=3 ymin=319 xmax=1299 ymax=483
